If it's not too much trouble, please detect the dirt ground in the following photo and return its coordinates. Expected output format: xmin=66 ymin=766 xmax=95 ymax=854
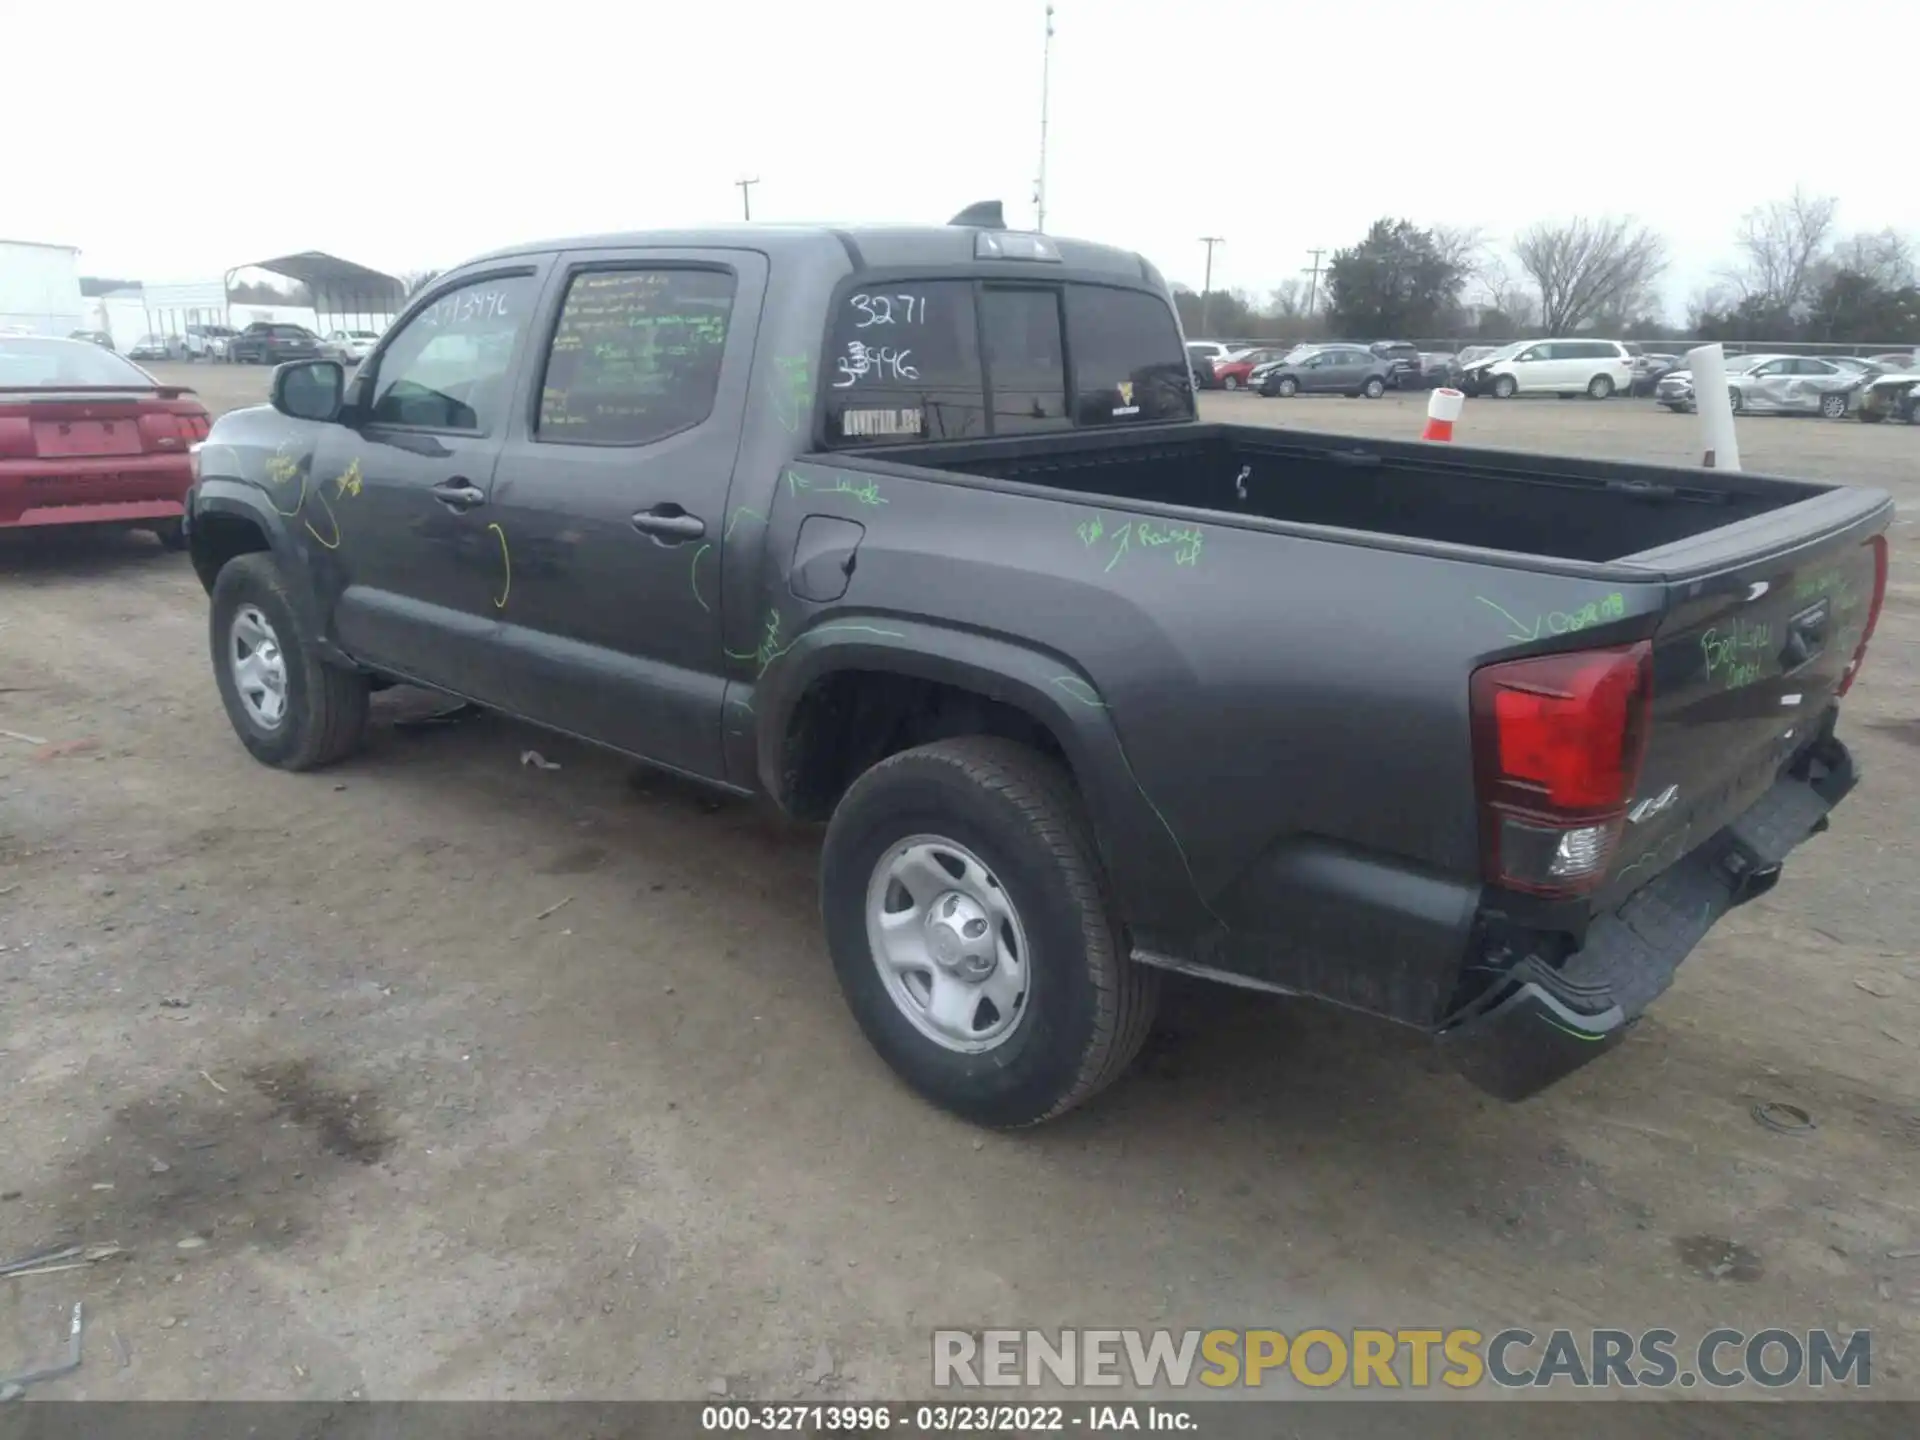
xmin=1 ymin=366 xmax=1916 ymax=1402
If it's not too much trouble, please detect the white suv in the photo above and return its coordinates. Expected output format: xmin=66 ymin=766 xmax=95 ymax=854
xmin=1465 ymin=339 xmax=1634 ymax=399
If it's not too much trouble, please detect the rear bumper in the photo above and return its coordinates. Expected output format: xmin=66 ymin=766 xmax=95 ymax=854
xmin=0 ymin=453 xmax=192 ymax=528
xmin=1437 ymin=724 xmax=1857 ymax=1101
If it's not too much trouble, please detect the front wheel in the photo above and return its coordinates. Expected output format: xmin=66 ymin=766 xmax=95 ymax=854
xmin=210 ymin=553 xmax=370 ymax=770
xmin=1492 ymin=375 xmax=1518 ymax=399
xmin=1587 ymin=375 xmax=1615 ymax=399
xmin=1362 ymin=377 xmax=1386 ymax=399
xmin=1274 ymin=376 xmax=1299 ymax=398
xmin=1728 ymin=387 xmax=1744 ymax=415
xmin=821 ymin=737 xmax=1159 ymax=1128
xmin=1858 ymin=406 xmax=1886 ymax=424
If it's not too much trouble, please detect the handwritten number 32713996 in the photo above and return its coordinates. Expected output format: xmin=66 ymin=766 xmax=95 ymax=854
xmin=850 ymin=294 xmax=927 ymax=327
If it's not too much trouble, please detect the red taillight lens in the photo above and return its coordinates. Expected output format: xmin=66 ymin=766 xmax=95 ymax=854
xmin=1471 ymin=641 xmax=1653 ymax=896
xmin=1837 ymin=534 xmax=1890 ymax=697
xmin=0 ymin=409 xmax=31 ymax=459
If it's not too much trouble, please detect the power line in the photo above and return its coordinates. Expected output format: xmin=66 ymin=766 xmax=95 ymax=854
xmin=1197 ymin=237 xmax=1224 ymax=334
xmin=735 ymin=178 xmax=760 ymax=222
xmin=1301 ymin=248 xmax=1328 ymax=316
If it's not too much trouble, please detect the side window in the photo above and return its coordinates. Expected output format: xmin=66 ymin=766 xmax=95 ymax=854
xmin=1801 ymin=359 xmax=1837 ymax=376
xmin=980 ymin=287 xmax=1069 ymax=434
xmin=535 ymin=268 xmax=735 ymax=446
xmin=369 ymin=274 xmax=536 ymax=433
xmin=824 ymin=280 xmax=983 ymax=444
xmin=1063 ymin=285 xmax=1194 ymax=426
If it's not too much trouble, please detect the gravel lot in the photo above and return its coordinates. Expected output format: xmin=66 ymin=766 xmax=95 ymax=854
xmin=1 ymin=365 xmax=1916 ymax=1402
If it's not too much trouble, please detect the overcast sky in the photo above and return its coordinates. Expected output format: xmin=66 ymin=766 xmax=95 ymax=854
xmin=5 ymin=0 xmax=1912 ymax=318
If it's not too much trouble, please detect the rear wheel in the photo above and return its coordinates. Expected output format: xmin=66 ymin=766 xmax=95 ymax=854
xmin=821 ymin=737 xmax=1159 ymax=1128
xmin=1819 ymin=392 xmax=1849 ymax=420
xmin=1492 ymin=375 xmax=1518 ymax=399
xmin=1362 ymin=377 xmax=1386 ymax=399
xmin=1587 ymin=375 xmax=1614 ymax=399
xmin=210 ymin=553 xmax=369 ymax=770
xmin=1221 ymin=374 xmax=1241 ymax=391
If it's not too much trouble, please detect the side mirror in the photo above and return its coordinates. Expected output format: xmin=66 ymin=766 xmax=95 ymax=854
xmin=271 ymin=359 xmax=345 ymax=422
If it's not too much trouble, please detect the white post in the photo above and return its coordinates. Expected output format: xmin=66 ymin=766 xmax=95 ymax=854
xmin=1686 ymin=343 xmax=1742 ymax=472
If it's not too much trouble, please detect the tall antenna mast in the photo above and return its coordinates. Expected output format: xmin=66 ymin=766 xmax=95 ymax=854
xmin=1034 ymin=4 xmax=1055 ymax=232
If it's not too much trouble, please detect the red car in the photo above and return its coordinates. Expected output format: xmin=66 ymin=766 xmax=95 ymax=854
xmin=0 ymin=336 xmax=210 ymax=546
xmin=1209 ymin=347 xmax=1287 ymax=391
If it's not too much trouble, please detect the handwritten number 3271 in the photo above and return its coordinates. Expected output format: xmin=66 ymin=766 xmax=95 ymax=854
xmin=850 ymin=294 xmax=927 ymax=327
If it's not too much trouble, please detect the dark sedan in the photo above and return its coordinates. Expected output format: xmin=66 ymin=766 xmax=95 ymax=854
xmin=228 ymin=323 xmax=324 ymax=364
xmin=1255 ymin=344 xmax=1393 ymax=398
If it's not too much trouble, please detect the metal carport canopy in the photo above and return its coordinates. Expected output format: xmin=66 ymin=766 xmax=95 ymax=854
xmin=228 ymin=250 xmax=406 ymax=332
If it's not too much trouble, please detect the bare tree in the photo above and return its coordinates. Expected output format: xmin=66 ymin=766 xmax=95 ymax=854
xmin=1512 ymin=216 xmax=1667 ymax=333
xmin=1472 ymin=255 xmax=1538 ymax=328
xmin=400 ymin=268 xmax=442 ymax=297
xmin=1829 ymin=228 xmax=1915 ymax=290
xmin=1723 ymin=189 xmax=1838 ymax=316
xmin=1267 ymin=278 xmax=1309 ymax=319
xmin=1432 ymin=224 xmax=1490 ymax=281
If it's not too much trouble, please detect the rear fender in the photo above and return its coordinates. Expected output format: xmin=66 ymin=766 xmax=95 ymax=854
xmin=746 ymin=615 xmax=1208 ymax=937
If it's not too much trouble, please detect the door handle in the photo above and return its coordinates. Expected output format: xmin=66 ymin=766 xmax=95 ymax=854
xmin=430 ymin=477 xmax=487 ymax=511
xmin=631 ymin=505 xmax=706 ymax=542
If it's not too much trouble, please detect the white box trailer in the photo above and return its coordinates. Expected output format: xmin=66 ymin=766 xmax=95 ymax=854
xmin=0 ymin=238 xmax=84 ymax=336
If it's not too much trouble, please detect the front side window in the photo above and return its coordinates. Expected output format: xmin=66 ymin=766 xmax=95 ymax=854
xmin=369 ymin=273 xmax=536 ymax=432
xmin=536 ymin=268 xmax=735 ymax=446
xmin=1064 ymin=285 xmax=1193 ymax=426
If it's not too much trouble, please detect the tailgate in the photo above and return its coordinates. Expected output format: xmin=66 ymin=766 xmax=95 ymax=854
xmin=1603 ymin=502 xmax=1890 ymax=903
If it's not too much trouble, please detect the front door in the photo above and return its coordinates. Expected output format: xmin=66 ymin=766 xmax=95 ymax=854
xmin=314 ymin=266 xmax=546 ymax=697
xmin=481 ymin=248 xmax=768 ymax=781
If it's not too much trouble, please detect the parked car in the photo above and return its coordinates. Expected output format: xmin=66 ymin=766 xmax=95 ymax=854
xmin=1658 ymin=354 xmax=1864 ymax=418
xmin=322 ymin=329 xmax=383 ymax=365
xmin=67 ymin=329 xmax=116 ymax=350
xmin=184 ymin=209 xmax=1890 ymax=1128
xmin=1867 ymin=352 xmax=1920 ymax=370
xmin=1454 ymin=344 xmax=1508 ymax=369
xmin=0 ymin=335 xmax=210 ymax=546
xmin=228 ymin=323 xmax=323 ymax=364
xmin=1255 ymin=344 xmax=1394 ymax=398
xmin=1211 ymin=347 xmax=1287 ymax=391
xmin=1628 ymin=353 xmax=1683 ymax=395
xmin=1854 ymin=368 xmax=1920 ymax=423
xmin=1184 ymin=342 xmax=1219 ymax=390
xmin=1418 ymin=352 xmax=1462 ymax=389
xmin=127 ymin=334 xmax=176 ymax=362
xmin=1183 ymin=340 xmax=1236 ymax=365
xmin=188 ymin=324 xmax=241 ymax=361
xmin=1461 ymin=338 xmax=1634 ymax=399
xmin=1369 ymin=340 xmax=1422 ymax=389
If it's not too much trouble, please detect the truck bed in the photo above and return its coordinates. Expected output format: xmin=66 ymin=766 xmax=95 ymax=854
xmin=868 ymin=422 xmax=1830 ymax=564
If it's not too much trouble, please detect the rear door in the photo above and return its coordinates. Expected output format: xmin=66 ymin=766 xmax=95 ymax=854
xmin=481 ymin=247 xmax=764 ymax=781
xmin=1601 ymin=518 xmax=1888 ymax=906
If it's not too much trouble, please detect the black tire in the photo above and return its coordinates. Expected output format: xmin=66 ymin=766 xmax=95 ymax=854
xmin=1728 ymin=387 xmax=1744 ymax=415
xmin=210 ymin=552 xmax=369 ymax=771
xmin=1362 ymin=377 xmax=1386 ymax=399
xmin=151 ymin=518 xmax=187 ymax=551
xmin=1275 ymin=376 xmax=1298 ymax=398
xmin=1492 ymin=375 xmax=1518 ymax=399
xmin=1858 ymin=406 xmax=1885 ymax=424
xmin=1587 ymin=375 xmax=1614 ymax=399
xmin=821 ymin=737 xmax=1159 ymax=1128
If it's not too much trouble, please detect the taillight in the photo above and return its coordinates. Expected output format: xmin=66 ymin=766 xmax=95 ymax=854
xmin=1837 ymin=534 xmax=1889 ymax=696
xmin=1470 ymin=642 xmax=1653 ymax=897
xmin=0 ymin=408 xmax=31 ymax=459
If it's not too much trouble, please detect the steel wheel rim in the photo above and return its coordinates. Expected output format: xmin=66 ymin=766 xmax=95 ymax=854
xmin=229 ymin=605 xmax=289 ymax=730
xmin=865 ymin=834 xmax=1031 ymax=1054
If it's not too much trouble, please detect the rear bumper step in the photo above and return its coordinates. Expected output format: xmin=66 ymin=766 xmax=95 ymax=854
xmin=1437 ymin=727 xmax=1857 ymax=1102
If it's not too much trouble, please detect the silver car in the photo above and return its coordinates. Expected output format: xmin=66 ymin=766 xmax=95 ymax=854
xmin=1656 ymin=353 xmax=1864 ymax=418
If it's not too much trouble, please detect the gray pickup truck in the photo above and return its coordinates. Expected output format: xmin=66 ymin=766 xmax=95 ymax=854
xmin=184 ymin=203 xmax=1892 ymax=1128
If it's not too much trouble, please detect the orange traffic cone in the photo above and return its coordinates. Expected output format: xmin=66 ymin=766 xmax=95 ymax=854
xmin=1422 ymin=387 xmax=1465 ymax=442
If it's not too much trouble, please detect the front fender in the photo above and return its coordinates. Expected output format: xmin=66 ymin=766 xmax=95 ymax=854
xmin=187 ymin=475 xmax=347 ymax=665
xmin=743 ymin=615 xmax=1211 ymax=939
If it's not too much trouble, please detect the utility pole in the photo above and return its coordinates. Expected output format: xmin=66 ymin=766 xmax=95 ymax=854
xmin=735 ymin=177 xmax=760 ymax=222
xmin=1033 ymin=4 xmax=1055 ymax=232
xmin=1301 ymin=248 xmax=1327 ymax=317
xmin=1197 ymin=236 xmax=1224 ymax=335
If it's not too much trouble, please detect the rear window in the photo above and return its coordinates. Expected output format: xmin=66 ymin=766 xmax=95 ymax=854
xmin=0 ymin=338 xmax=154 ymax=388
xmin=823 ymin=280 xmax=1191 ymax=446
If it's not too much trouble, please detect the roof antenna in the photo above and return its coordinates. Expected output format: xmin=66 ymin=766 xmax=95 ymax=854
xmin=948 ymin=200 xmax=1005 ymax=228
